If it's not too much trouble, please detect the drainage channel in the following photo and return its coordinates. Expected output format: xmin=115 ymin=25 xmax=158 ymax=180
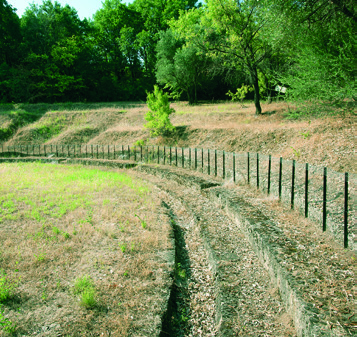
xmin=160 ymin=201 xmax=192 ymax=337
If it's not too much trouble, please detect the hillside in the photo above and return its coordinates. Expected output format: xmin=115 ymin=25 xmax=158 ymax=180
xmin=0 ymin=101 xmax=355 ymax=174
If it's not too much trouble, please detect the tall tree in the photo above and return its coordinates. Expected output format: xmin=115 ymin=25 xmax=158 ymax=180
xmin=156 ymin=29 xmax=209 ymax=104
xmin=266 ymin=0 xmax=356 ymax=107
xmin=173 ymin=0 xmax=271 ymax=114
xmin=0 ymin=0 xmax=21 ymax=65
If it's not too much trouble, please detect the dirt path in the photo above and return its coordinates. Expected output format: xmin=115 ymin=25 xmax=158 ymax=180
xmin=133 ymin=167 xmax=296 ymax=336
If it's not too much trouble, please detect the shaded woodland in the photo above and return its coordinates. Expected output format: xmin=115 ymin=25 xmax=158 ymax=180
xmin=0 ymin=0 xmax=355 ymax=114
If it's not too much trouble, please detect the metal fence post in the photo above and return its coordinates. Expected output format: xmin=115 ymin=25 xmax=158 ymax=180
xmin=305 ymin=163 xmax=309 ymax=218
xmin=195 ymin=148 xmax=197 ymax=169
xmin=247 ymin=152 xmax=250 ymax=184
xmin=223 ymin=151 xmax=225 ymax=179
xmin=291 ymin=160 xmax=295 ymax=209
xmin=157 ymin=146 xmax=160 ymax=164
xmin=257 ymin=153 xmax=259 ymax=188
xmin=214 ymin=150 xmax=217 ymax=177
xmin=182 ymin=147 xmax=184 ymax=168
xmin=323 ymin=167 xmax=327 ymax=231
xmin=233 ymin=152 xmax=236 ymax=183
xmin=344 ymin=172 xmax=349 ymax=248
xmin=279 ymin=157 xmax=282 ymax=199
xmin=175 ymin=147 xmax=178 ymax=166
xmin=268 ymin=155 xmax=271 ymax=194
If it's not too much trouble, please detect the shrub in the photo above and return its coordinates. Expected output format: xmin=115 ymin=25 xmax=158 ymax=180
xmin=0 ymin=271 xmax=17 ymax=303
xmin=144 ymin=85 xmax=175 ymax=137
xmin=73 ymin=275 xmax=97 ymax=309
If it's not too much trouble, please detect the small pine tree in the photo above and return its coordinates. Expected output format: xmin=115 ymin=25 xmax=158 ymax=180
xmin=145 ymin=85 xmax=175 ymax=137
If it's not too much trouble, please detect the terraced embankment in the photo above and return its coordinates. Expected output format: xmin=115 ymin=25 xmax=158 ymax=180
xmin=1 ymin=157 xmax=354 ymax=336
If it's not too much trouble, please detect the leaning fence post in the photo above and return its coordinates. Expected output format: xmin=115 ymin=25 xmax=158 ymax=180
xmin=305 ymin=163 xmax=309 ymax=218
xmin=291 ymin=160 xmax=295 ymax=209
xmin=323 ymin=167 xmax=327 ymax=231
xmin=257 ymin=153 xmax=259 ymax=188
xmin=344 ymin=172 xmax=349 ymax=248
xmin=268 ymin=155 xmax=271 ymax=194
xmin=279 ymin=157 xmax=282 ymax=199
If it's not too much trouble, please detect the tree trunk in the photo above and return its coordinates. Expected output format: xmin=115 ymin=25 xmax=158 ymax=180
xmin=252 ymin=68 xmax=262 ymax=115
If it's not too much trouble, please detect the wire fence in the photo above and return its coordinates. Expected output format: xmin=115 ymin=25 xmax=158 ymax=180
xmin=0 ymin=143 xmax=355 ymax=250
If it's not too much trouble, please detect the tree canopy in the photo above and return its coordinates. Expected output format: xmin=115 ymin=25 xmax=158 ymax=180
xmin=0 ymin=0 xmax=355 ymax=114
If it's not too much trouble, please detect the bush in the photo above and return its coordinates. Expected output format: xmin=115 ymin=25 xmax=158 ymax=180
xmin=144 ymin=85 xmax=175 ymax=137
xmin=73 ymin=275 xmax=97 ymax=309
xmin=0 ymin=271 xmax=17 ymax=303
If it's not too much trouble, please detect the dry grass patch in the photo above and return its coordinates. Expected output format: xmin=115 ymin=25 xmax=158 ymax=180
xmin=0 ymin=163 xmax=172 ymax=336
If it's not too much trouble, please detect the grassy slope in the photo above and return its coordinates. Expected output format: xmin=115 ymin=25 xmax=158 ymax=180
xmin=0 ymin=101 xmax=355 ymax=173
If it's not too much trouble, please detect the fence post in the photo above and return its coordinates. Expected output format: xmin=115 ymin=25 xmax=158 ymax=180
xmin=305 ymin=163 xmax=309 ymax=218
xmin=164 ymin=146 xmax=166 ymax=165
xmin=44 ymin=145 xmax=47 ymax=157
xmin=291 ymin=160 xmax=295 ymax=209
xmin=247 ymin=152 xmax=250 ymax=184
xmin=223 ymin=151 xmax=225 ymax=179
xmin=344 ymin=172 xmax=349 ymax=248
xmin=122 ymin=145 xmax=124 ymax=157
xmin=113 ymin=145 xmax=115 ymax=159
xmin=170 ymin=147 xmax=172 ymax=165
xmin=268 ymin=155 xmax=271 ymax=194
xmin=140 ymin=146 xmax=143 ymax=161
xmin=323 ymin=167 xmax=327 ymax=231
xmin=96 ymin=145 xmax=99 ymax=159
xmin=214 ymin=150 xmax=217 ymax=177
xmin=128 ymin=145 xmax=130 ymax=160
xmin=208 ymin=149 xmax=210 ymax=175
xmin=233 ymin=152 xmax=236 ymax=183
xmin=279 ymin=157 xmax=282 ymax=199
xmin=157 ymin=146 xmax=160 ymax=164
xmin=189 ymin=148 xmax=191 ymax=168
xmin=182 ymin=148 xmax=184 ymax=168
xmin=175 ymin=147 xmax=178 ymax=166
xmin=134 ymin=146 xmax=137 ymax=161
xmin=257 ymin=153 xmax=259 ymax=188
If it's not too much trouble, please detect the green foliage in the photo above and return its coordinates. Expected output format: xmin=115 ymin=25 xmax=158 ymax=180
xmin=144 ymin=85 xmax=175 ymax=137
xmin=73 ymin=275 xmax=97 ymax=309
xmin=226 ymin=84 xmax=253 ymax=104
xmin=0 ymin=270 xmax=17 ymax=303
xmin=0 ymin=304 xmax=16 ymax=334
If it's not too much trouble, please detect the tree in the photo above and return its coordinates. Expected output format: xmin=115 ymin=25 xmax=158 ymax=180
xmin=145 ymin=85 xmax=175 ymax=137
xmin=266 ymin=0 xmax=356 ymax=109
xmin=156 ymin=29 xmax=208 ymax=104
xmin=0 ymin=0 xmax=21 ymax=66
xmin=173 ymin=0 xmax=271 ymax=115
